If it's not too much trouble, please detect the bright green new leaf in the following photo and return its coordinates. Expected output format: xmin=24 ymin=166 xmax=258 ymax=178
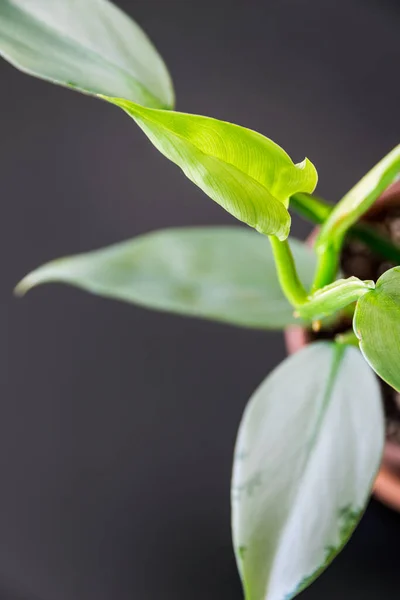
xmin=232 ymin=342 xmax=384 ymax=600
xmin=297 ymin=276 xmax=375 ymax=320
xmin=15 ymin=227 xmax=316 ymax=330
xmin=354 ymin=266 xmax=400 ymax=392
xmin=0 ymin=0 xmax=174 ymax=109
xmin=317 ymin=144 xmax=400 ymax=250
xmin=106 ymin=99 xmax=318 ymax=240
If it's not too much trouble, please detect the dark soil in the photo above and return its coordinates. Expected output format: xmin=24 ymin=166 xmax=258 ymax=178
xmin=316 ymin=207 xmax=400 ymax=444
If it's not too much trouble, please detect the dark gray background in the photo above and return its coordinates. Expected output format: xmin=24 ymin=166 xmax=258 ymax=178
xmin=1 ymin=0 xmax=400 ymax=599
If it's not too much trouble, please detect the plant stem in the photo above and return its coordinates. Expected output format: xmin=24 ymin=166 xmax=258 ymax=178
xmin=317 ymin=145 xmax=400 ymax=247
xmin=311 ymin=245 xmax=340 ymax=291
xmin=290 ymin=192 xmax=400 ymax=264
xmin=290 ymin=192 xmax=332 ymax=223
xmin=268 ymin=236 xmax=308 ymax=306
xmin=335 ymin=330 xmax=359 ymax=347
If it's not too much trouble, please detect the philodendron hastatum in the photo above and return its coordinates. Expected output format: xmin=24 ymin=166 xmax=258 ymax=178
xmin=2 ymin=2 xmax=400 ymax=599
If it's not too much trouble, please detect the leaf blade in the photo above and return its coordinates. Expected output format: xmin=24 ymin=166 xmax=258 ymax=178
xmin=317 ymin=145 xmax=400 ymax=249
xmin=354 ymin=266 xmax=400 ymax=392
xmin=297 ymin=276 xmax=375 ymax=320
xmin=15 ymin=227 xmax=316 ymax=330
xmin=0 ymin=0 xmax=174 ymax=108
xmin=232 ymin=342 xmax=384 ymax=600
xmin=108 ymin=99 xmax=318 ymax=240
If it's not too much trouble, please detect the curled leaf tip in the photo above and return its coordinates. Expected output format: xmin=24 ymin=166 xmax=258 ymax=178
xmin=14 ymin=278 xmax=29 ymax=298
xmin=296 ymin=157 xmax=318 ymax=187
xmin=14 ymin=272 xmax=41 ymax=297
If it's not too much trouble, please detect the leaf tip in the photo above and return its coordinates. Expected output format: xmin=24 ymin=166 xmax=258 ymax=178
xmin=14 ymin=276 xmax=31 ymax=298
xmin=296 ymin=157 xmax=318 ymax=193
xmin=276 ymin=225 xmax=291 ymax=242
xmin=14 ymin=271 xmax=42 ymax=298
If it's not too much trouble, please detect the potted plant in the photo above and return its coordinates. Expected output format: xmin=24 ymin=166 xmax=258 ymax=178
xmin=1 ymin=1 xmax=400 ymax=599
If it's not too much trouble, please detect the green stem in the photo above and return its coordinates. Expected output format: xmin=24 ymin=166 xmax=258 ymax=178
xmin=290 ymin=192 xmax=400 ymax=264
xmin=335 ymin=330 xmax=359 ymax=347
xmin=311 ymin=245 xmax=339 ymax=291
xmin=318 ymin=145 xmax=400 ymax=247
xmin=268 ymin=236 xmax=308 ymax=307
xmin=290 ymin=192 xmax=332 ymax=223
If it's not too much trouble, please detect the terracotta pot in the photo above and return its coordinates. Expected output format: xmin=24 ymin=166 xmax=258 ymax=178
xmin=285 ymin=180 xmax=400 ymax=512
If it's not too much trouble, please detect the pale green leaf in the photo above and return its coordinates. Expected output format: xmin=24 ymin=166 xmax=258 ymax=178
xmin=317 ymin=145 xmax=400 ymax=249
xmin=354 ymin=266 xmax=400 ymax=392
xmin=15 ymin=227 xmax=316 ymax=330
xmin=106 ymin=99 xmax=318 ymax=240
xmin=0 ymin=0 xmax=174 ymax=109
xmin=297 ymin=276 xmax=375 ymax=320
xmin=232 ymin=342 xmax=384 ymax=600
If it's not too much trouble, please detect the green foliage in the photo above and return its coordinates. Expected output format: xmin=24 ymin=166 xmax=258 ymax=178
xmin=1 ymin=2 xmax=399 ymax=598
xmin=311 ymin=146 xmax=400 ymax=290
xmin=297 ymin=277 xmax=375 ymax=320
xmin=354 ymin=267 xmax=400 ymax=392
xmin=15 ymin=227 xmax=316 ymax=330
xmin=232 ymin=342 xmax=384 ymax=600
xmin=0 ymin=0 xmax=174 ymax=108
xmin=316 ymin=145 xmax=400 ymax=250
xmin=106 ymin=98 xmax=318 ymax=240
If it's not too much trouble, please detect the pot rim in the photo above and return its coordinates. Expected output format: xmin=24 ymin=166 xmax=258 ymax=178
xmin=374 ymin=466 xmax=400 ymax=512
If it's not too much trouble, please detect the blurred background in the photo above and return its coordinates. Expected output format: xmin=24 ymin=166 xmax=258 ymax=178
xmin=1 ymin=0 xmax=400 ymax=598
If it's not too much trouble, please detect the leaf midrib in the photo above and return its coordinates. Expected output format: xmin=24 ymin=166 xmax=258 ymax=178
xmin=132 ymin=106 xmax=285 ymax=195
xmin=127 ymin=105 xmax=290 ymax=237
xmin=263 ymin=343 xmax=345 ymax=600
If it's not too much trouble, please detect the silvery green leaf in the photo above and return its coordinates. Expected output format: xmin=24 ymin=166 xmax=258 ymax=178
xmin=232 ymin=342 xmax=384 ymax=600
xmin=0 ymin=0 xmax=174 ymax=108
xmin=16 ymin=227 xmax=316 ymax=330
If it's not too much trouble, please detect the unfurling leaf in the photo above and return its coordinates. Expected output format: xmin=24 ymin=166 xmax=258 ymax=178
xmin=354 ymin=266 xmax=400 ymax=392
xmin=15 ymin=227 xmax=316 ymax=330
xmin=232 ymin=342 xmax=384 ymax=600
xmin=317 ymin=144 xmax=400 ymax=249
xmin=297 ymin=276 xmax=375 ymax=320
xmin=0 ymin=0 xmax=174 ymax=109
xmin=106 ymin=99 xmax=318 ymax=240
